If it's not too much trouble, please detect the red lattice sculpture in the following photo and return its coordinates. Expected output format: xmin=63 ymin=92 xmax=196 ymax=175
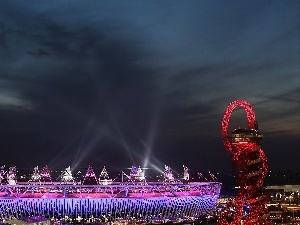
xmin=218 ymin=100 xmax=271 ymax=225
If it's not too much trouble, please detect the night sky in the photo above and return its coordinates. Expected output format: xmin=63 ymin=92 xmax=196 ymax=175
xmin=0 ymin=1 xmax=299 ymax=175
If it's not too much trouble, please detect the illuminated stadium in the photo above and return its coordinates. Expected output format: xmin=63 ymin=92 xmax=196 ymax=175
xmin=0 ymin=164 xmax=221 ymax=223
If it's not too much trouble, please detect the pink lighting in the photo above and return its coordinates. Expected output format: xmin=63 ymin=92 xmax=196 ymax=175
xmin=0 ymin=164 xmax=221 ymax=221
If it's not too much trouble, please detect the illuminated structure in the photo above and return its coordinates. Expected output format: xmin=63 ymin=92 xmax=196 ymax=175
xmin=129 ymin=166 xmax=146 ymax=182
xmin=218 ymin=100 xmax=270 ymax=225
xmin=0 ymin=164 xmax=221 ymax=222
xmin=7 ymin=166 xmax=17 ymax=185
xmin=60 ymin=166 xmax=74 ymax=183
xmin=164 ymin=165 xmax=174 ymax=182
xmin=40 ymin=165 xmax=52 ymax=183
xmin=30 ymin=166 xmax=41 ymax=183
xmin=0 ymin=166 xmax=6 ymax=183
xmin=183 ymin=165 xmax=189 ymax=183
xmin=82 ymin=165 xmax=98 ymax=185
xmin=98 ymin=166 xmax=112 ymax=185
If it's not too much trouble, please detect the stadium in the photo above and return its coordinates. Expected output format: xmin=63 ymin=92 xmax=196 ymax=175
xmin=0 ymin=164 xmax=221 ymax=224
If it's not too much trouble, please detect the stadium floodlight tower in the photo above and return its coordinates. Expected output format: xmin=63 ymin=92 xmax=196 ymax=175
xmin=7 ymin=166 xmax=17 ymax=185
xmin=30 ymin=166 xmax=41 ymax=183
xmin=0 ymin=166 xmax=6 ymax=183
xmin=218 ymin=100 xmax=271 ymax=225
xmin=60 ymin=166 xmax=74 ymax=184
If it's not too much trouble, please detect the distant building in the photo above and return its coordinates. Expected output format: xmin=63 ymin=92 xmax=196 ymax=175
xmin=266 ymin=185 xmax=300 ymax=205
xmin=267 ymin=185 xmax=300 ymax=192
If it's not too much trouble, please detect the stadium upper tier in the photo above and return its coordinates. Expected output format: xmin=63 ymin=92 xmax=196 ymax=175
xmin=0 ymin=182 xmax=221 ymax=199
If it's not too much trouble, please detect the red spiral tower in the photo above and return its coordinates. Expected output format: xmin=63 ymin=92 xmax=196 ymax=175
xmin=218 ymin=100 xmax=271 ymax=225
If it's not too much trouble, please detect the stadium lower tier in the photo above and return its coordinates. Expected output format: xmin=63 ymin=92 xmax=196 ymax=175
xmin=0 ymin=182 xmax=221 ymax=220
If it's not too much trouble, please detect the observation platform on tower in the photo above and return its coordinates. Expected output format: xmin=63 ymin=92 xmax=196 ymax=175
xmin=231 ymin=128 xmax=263 ymax=143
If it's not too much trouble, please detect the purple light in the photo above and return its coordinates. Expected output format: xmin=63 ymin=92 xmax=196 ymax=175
xmin=0 ymin=182 xmax=221 ymax=220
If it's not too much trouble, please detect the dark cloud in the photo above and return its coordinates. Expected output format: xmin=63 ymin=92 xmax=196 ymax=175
xmin=26 ymin=48 xmax=50 ymax=57
xmin=0 ymin=1 xmax=298 ymax=174
xmin=0 ymin=8 xmax=160 ymax=171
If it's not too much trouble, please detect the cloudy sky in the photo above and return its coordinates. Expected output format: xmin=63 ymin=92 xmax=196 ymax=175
xmin=0 ymin=1 xmax=299 ymax=175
